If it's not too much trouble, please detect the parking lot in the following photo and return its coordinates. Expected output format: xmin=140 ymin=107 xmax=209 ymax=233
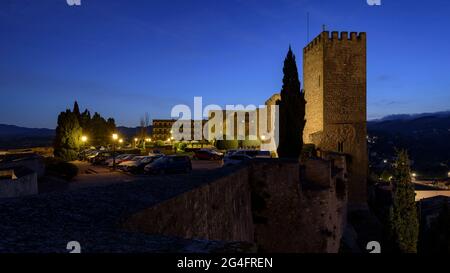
xmin=59 ymin=159 xmax=223 ymax=191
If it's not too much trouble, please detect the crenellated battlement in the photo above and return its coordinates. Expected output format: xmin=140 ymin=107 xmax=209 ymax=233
xmin=304 ymin=31 xmax=366 ymax=53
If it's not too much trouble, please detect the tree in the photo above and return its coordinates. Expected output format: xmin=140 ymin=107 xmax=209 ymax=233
xmin=276 ymin=46 xmax=306 ymax=159
xmin=140 ymin=112 xmax=150 ymax=149
xmin=54 ymin=110 xmax=82 ymax=161
xmin=389 ymin=150 xmax=419 ymax=253
xmin=73 ymin=101 xmax=81 ymax=120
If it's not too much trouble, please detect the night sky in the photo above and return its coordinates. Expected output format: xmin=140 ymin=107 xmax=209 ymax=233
xmin=1 ymin=0 xmax=450 ymax=128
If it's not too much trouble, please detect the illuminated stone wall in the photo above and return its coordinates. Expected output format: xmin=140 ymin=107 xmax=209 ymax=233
xmin=303 ymin=31 xmax=368 ymax=205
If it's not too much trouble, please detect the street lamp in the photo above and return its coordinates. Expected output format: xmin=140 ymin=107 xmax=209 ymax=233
xmin=112 ymin=133 xmax=118 ymax=170
xmin=448 ymin=171 xmax=450 ymax=178
xmin=134 ymin=138 xmax=138 ymax=148
xmin=81 ymin=136 xmax=88 ymax=152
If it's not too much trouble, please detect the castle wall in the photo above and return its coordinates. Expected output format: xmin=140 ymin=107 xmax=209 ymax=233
xmin=303 ymin=35 xmax=324 ymax=145
xmin=124 ymin=167 xmax=254 ymax=242
xmin=303 ymin=31 xmax=368 ymax=205
xmin=123 ymin=158 xmax=348 ymax=253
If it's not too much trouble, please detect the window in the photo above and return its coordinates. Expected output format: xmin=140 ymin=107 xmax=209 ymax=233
xmin=337 ymin=141 xmax=344 ymax=153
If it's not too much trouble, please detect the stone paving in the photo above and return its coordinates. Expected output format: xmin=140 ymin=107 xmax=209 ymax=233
xmin=0 ymin=167 xmax=249 ymax=253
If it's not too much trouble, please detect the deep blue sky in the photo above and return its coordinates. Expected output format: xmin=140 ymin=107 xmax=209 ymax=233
xmin=1 ymin=0 xmax=450 ymax=128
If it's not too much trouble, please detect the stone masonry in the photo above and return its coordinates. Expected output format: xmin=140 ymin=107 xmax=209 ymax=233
xmin=303 ymin=31 xmax=367 ymax=205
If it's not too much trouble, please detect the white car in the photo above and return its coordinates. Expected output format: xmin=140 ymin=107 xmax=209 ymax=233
xmin=106 ymin=154 xmax=134 ymax=167
xmin=118 ymin=156 xmax=146 ymax=170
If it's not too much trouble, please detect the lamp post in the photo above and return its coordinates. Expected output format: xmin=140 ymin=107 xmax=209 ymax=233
xmin=112 ymin=133 xmax=118 ymax=170
xmin=81 ymin=135 xmax=88 ymax=148
xmin=134 ymin=138 xmax=138 ymax=148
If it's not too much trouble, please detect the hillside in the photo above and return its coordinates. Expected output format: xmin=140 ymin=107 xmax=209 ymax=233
xmin=368 ymin=112 xmax=450 ymax=178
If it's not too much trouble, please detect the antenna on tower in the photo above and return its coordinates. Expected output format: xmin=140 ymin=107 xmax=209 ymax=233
xmin=306 ymin=12 xmax=310 ymax=43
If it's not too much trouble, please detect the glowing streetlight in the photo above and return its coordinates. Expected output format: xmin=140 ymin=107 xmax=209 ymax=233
xmin=134 ymin=138 xmax=138 ymax=142
xmin=448 ymin=171 xmax=450 ymax=178
xmin=383 ymin=159 xmax=388 ymax=164
xmin=412 ymin=173 xmax=417 ymax=178
xmin=112 ymin=133 xmax=119 ymax=170
xmin=119 ymin=139 xmax=123 ymax=144
xmin=81 ymin=135 xmax=88 ymax=143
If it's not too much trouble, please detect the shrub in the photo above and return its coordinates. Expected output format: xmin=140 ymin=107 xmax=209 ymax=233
xmin=239 ymin=139 xmax=261 ymax=149
xmin=45 ymin=158 xmax=79 ymax=181
xmin=215 ymin=139 xmax=239 ymax=150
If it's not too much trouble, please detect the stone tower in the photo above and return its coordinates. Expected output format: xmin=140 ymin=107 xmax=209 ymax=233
xmin=303 ymin=31 xmax=368 ymax=205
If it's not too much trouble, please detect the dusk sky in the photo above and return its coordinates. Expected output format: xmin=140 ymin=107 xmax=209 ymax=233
xmin=1 ymin=0 xmax=450 ymax=128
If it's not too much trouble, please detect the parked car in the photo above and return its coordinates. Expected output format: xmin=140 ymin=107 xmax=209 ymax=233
xmin=223 ymin=154 xmax=253 ymax=167
xmin=144 ymin=155 xmax=192 ymax=174
xmin=193 ymin=149 xmax=223 ymax=160
xmin=106 ymin=154 xmax=135 ymax=167
xmin=91 ymin=152 xmax=113 ymax=165
xmin=117 ymin=156 xmax=145 ymax=171
xmin=127 ymin=155 xmax=163 ymax=174
xmin=105 ymin=154 xmax=125 ymax=166
xmin=230 ymin=150 xmax=271 ymax=158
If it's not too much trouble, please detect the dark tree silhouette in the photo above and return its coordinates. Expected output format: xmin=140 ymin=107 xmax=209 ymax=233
xmin=389 ymin=150 xmax=419 ymax=253
xmin=53 ymin=109 xmax=82 ymax=161
xmin=73 ymin=101 xmax=81 ymax=120
xmin=276 ymin=46 xmax=306 ymax=159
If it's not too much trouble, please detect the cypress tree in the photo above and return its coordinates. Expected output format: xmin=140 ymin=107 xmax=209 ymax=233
xmin=276 ymin=46 xmax=306 ymax=159
xmin=389 ymin=150 xmax=419 ymax=253
xmin=54 ymin=110 xmax=82 ymax=161
xmin=73 ymin=101 xmax=81 ymax=120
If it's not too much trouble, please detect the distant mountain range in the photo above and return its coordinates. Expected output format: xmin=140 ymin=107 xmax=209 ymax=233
xmin=367 ymin=111 xmax=450 ymax=178
xmin=0 ymin=124 xmax=55 ymax=137
xmin=368 ymin=111 xmax=450 ymax=134
xmin=371 ymin=110 xmax=450 ymax=122
xmin=0 ymin=124 xmax=152 ymax=149
xmin=117 ymin=126 xmax=153 ymax=138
